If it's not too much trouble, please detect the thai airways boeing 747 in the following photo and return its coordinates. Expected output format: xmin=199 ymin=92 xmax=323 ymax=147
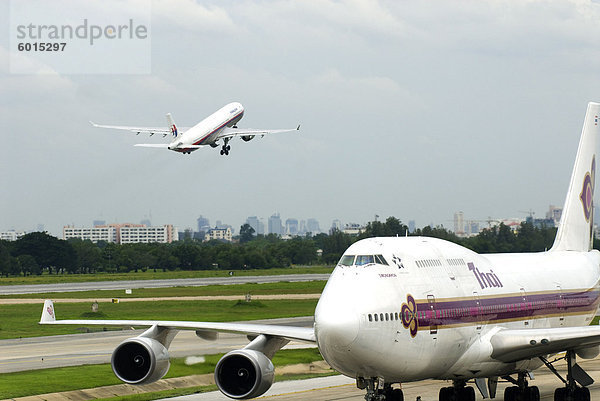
xmin=91 ymin=102 xmax=299 ymax=155
xmin=45 ymin=102 xmax=600 ymax=401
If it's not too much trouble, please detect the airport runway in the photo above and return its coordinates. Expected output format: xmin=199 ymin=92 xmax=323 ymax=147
xmin=166 ymin=355 xmax=600 ymax=401
xmin=0 ymin=317 xmax=314 ymax=373
xmin=0 ymin=274 xmax=330 ymax=295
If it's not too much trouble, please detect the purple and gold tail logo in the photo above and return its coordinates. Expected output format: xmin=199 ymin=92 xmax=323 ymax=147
xmin=401 ymin=295 xmax=418 ymax=337
xmin=580 ymin=156 xmax=595 ymax=222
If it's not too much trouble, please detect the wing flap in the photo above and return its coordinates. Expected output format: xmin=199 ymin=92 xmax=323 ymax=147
xmin=490 ymin=326 xmax=600 ymax=362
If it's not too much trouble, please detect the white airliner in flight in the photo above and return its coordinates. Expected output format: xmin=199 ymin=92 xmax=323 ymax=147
xmin=90 ymin=102 xmax=299 ymax=155
xmin=43 ymin=102 xmax=600 ymax=401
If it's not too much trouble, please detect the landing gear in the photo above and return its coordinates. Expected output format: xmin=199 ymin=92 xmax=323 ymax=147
xmin=540 ymin=351 xmax=593 ymax=401
xmin=220 ymin=138 xmax=231 ymax=155
xmin=358 ymin=377 xmax=404 ymax=401
xmin=439 ymin=380 xmax=475 ymax=401
xmin=500 ymin=372 xmax=540 ymax=401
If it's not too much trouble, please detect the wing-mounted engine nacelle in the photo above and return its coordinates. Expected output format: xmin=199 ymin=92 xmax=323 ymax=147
xmin=241 ymin=135 xmax=255 ymax=142
xmin=215 ymin=349 xmax=274 ymax=399
xmin=111 ymin=337 xmax=170 ymax=385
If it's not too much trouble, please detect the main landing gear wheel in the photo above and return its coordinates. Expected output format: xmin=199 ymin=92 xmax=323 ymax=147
xmin=501 ymin=372 xmax=540 ymax=401
xmin=220 ymin=144 xmax=231 ymax=155
xmin=503 ymin=385 xmax=540 ymax=401
xmin=554 ymin=387 xmax=590 ymax=401
xmin=540 ymin=350 xmax=593 ymax=401
xmin=439 ymin=384 xmax=475 ymax=401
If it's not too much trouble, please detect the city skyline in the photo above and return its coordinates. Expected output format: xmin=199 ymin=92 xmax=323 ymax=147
xmin=1 ymin=202 xmax=566 ymax=239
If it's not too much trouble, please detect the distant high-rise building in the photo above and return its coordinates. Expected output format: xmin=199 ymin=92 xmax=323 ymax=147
xmin=466 ymin=221 xmax=480 ymax=236
xmin=93 ymin=220 xmax=106 ymax=227
xmin=307 ymin=218 xmax=320 ymax=234
xmin=546 ymin=205 xmax=562 ymax=227
xmin=408 ymin=220 xmax=416 ymax=233
xmin=298 ymin=220 xmax=307 ymax=235
xmin=268 ymin=213 xmax=283 ymax=235
xmin=140 ymin=219 xmax=151 ymax=227
xmin=454 ymin=212 xmax=465 ymax=236
xmin=197 ymin=215 xmax=210 ymax=235
xmin=285 ymin=218 xmax=299 ymax=235
xmin=36 ymin=224 xmax=45 ymax=232
xmin=330 ymin=219 xmax=342 ymax=233
xmin=246 ymin=216 xmax=260 ymax=235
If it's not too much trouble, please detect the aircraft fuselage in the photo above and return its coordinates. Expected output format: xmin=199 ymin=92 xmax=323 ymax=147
xmin=314 ymin=236 xmax=600 ymax=383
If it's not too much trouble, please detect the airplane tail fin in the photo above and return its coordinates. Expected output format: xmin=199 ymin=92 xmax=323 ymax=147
xmin=551 ymin=102 xmax=600 ymax=252
xmin=166 ymin=113 xmax=178 ymax=138
xmin=40 ymin=300 xmax=56 ymax=323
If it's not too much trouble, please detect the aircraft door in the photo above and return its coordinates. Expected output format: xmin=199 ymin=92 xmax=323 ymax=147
xmin=520 ymin=288 xmax=532 ymax=327
xmin=473 ymin=291 xmax=482 ymax=332
xmin=557 ymin=285 xmax=565 ymax=326
xmin=427 ymin=294 xmax=438 ymax=335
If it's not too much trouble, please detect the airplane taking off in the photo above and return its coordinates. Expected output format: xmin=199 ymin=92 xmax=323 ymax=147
xmin=90 ymin=102 xmax=299 ymax=155
xmin=44 ymin=102 xmax=600 ymax=401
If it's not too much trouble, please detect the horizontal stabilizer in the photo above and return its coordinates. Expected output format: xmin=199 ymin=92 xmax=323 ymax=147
xmin=134 ymin=144 xmax=171 ymax=148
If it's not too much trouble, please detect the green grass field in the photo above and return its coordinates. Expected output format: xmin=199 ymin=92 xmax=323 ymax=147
xmin=0 ymin=298 xmax=318 ymax=339
xmin=0 ymin=266 xmax=333 ymax=286
xmin=0 ymin=280 xmax=326 ymax=300
xmin=0 ymin=348 xmax=326 ymax=399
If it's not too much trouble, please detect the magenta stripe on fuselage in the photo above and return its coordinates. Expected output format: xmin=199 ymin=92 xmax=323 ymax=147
xmin=413 ymin=290 xmax=600 ymax=329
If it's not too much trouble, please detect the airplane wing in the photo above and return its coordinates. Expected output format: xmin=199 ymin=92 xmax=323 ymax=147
xmin=490 ymin=326 xmax=600 ymax=363
xmin=217 ymin=125 xmax=301 ymax=140
xmin=90 ymin=122 xmax=191 ymax=137
xmin=39 ymin=300 xmax=315 ymax=343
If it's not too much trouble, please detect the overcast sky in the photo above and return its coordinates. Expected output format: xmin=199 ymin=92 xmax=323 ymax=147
xmin=2 ymin=0 xmax=600 ymax=237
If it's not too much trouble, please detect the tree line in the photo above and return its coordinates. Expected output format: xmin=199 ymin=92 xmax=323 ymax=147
xmin=0 ymin=217 xmax=592 ymax=277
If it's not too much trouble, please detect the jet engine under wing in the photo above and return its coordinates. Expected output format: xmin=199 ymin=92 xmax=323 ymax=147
xmin=39 ymin=300 xmax=315 ymax=343
xmin=217 ymin=125 xmax=300 ymax=140
xmin=490 ymin=326 xmax=600 ymax=363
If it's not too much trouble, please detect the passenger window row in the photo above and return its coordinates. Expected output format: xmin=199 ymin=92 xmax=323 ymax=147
xmin=446 ymin=258 xmax=466 ymax=266
xmin=415 ymin=259 xmax=442 ymax=268
xmin=367 ymin=312 xmax=399 ymax=322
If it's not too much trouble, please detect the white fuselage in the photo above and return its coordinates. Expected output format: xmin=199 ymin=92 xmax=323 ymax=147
xmin=170 ymin=102 xmax=244 ymax=152
xmin=314 ymin=237 xmax=600 ymax=383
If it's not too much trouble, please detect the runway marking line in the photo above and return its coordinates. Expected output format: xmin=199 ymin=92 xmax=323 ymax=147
xmin=0 ymin=354 xmax=107 ymax=365
xmin=257 ymin=382 xmax=355 ymax=399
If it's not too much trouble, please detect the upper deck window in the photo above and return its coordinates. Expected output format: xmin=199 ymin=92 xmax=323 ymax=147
xmin=339 ymin=255 xmax=355 ymax=266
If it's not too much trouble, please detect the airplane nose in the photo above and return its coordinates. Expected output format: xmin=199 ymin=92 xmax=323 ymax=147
xmin=315 ymin=276 xmax=360 ymax=351
xmin=315 ymin=305 xmax=359 ymax=349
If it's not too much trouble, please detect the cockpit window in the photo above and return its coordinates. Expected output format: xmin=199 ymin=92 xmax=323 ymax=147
xmin=355 ymin=255 xmax=375 ymax=266
xmin=375 ymin=255 xmax=389 ymax=265
xmin=339 ymin=255 xmax=355 ymax=266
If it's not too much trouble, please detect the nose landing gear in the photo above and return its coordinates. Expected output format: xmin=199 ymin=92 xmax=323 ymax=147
xmin=358 ymin=377 xmax=404 ymax=401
